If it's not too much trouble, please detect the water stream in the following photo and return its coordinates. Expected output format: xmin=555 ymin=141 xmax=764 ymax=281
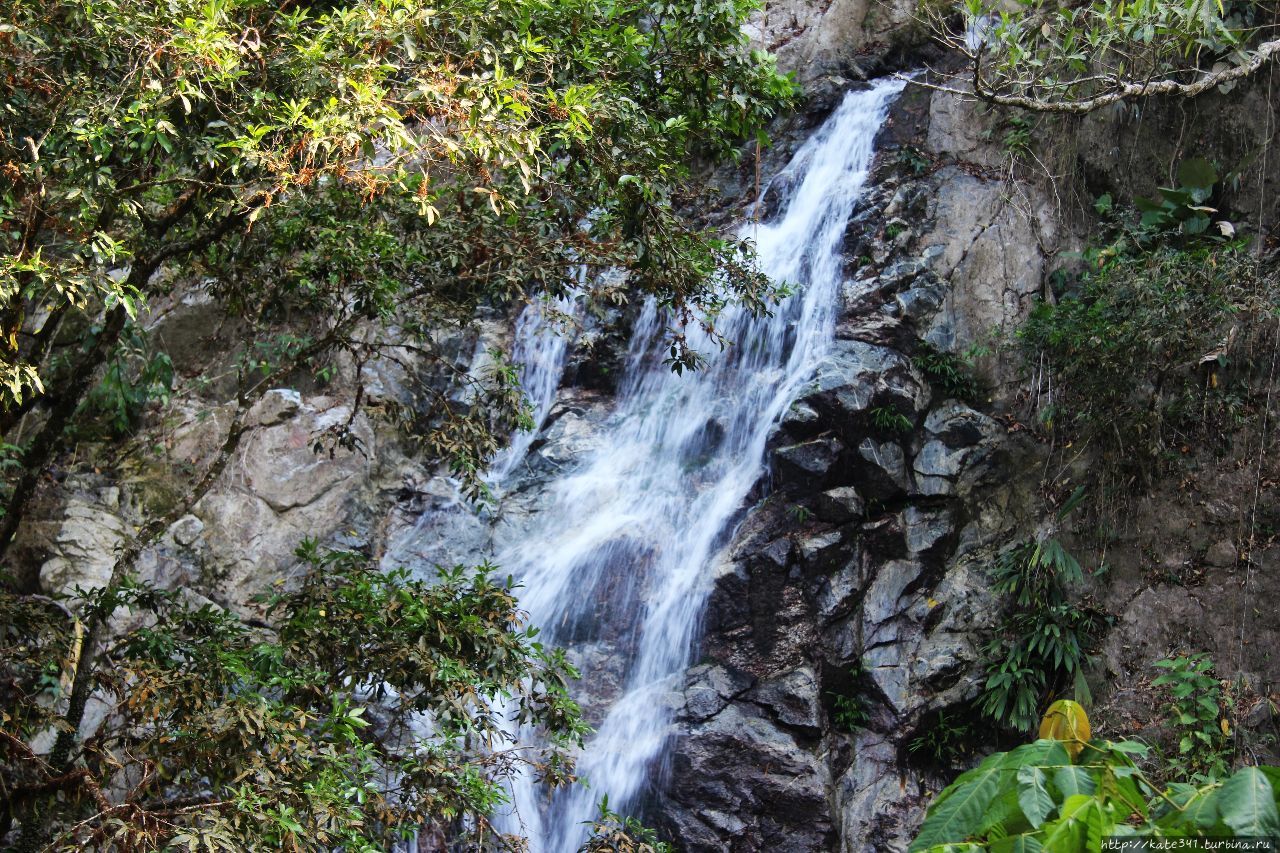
xmin=489 ymin=78 xmax=906 ymax=850
xmin=486 ymin=291 xmax=582 ymax=485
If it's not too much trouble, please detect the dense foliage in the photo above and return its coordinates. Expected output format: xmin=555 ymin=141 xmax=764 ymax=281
xmin=928 ymin=0 xmax=1280 ymax=112
xmin=911 ymin=705 xmax=1280 ymax=851
xmin=0 ymin=0 xmax=794 ymax=848
xmin=1 ymin=543 xmax=595 ymax=850
xmin=1019 ymin=241 xmax=1276 ymax=480
xmin=0 ymin=0 xmax=794 ymax=512
xmin=1152 ymin=654 xmax=1236 ymax=785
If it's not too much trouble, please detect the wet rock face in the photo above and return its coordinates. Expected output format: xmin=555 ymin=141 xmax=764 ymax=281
xmin=664 ymin=701 xmax=833 ymax=852
xmin=658 ymin=333 xmax=1016 ymax=850
xmin=659 ymin=67 xmax=1280 ymax=845
xmin=656 ymin=85 xmax=1050 ymax=852
xmin=658 ymin=331 xmax=1014 ymax=850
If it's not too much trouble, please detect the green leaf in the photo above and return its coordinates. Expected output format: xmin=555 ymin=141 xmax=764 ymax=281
xmin=1103 ymin=740 xmax=1149 ymax=757
xmin=1054 ymin=766 xmax=1097 ymax=798
xmin=1217 ymin=767 xmax=1280 ymax=837
xmin=911 ymin=756 xmax=1010 ymax=850
xmin=1083 ymin=798 xmax=1110 ymax=850
xmin=1017 ymin=766 xmax=1056 ymax=828
xmin=1038 ymin=804 xmax=1086 ymax=850
xmin=1177 ymin=157 xmax=1218 ymax=191
xmin=1183 ymin=215 xmax=1211 ymax=235
xmin=989 ymin=834 xmax=1044 ymax=853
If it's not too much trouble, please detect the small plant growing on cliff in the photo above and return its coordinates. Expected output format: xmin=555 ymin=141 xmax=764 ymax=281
xmin=1153 ymin=653 xmax=1235 ymax=783
xmin=979 ymin=524 xmax=1106 ymax=731
xmin=871 ymin=406 xmax=913 ymax=434
xmin=999 ymin=112 xmax=1034 ymax=159
xmin=829 ymin=665 xmax=872 ymax=732
xmin=897 ymin=146 xmax=931 ymax=176
xmin=907 ymin=709 xmax=975 ymax=766
xmin=1134 ymin=158 xmax=1229 ymax=241
xmin=787 ymin=503 xmax=813 ymax=524
xmin=832 ymin=692 xmax=870 ymax=732
xmin=913 ymin=342 xmax=980 ymax=401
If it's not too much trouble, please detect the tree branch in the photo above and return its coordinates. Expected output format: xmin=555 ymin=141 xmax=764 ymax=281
xmin=964 ymin=38 xmax=1280 ymax=114
xmin=0 ymin=201 xmax=261 ymax=560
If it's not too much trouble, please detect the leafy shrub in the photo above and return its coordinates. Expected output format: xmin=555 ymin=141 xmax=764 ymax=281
xmin=937 ymin=0 xmax=1274 ymax=114
xmin=830 ymin=665 xmax=872 ymax=732
xmin=979 ymin=529 xmax=1106 ymax=731
xmin=832 ymin=692 xmax=870 ymax=731
xmin=1134 ymin=158 xmax=1227 ymax=240
xmin=583 ymin=798 xmax=674 ymax=853
xmin=1 ymin=543 xmax=595 ymax=850
xmin=83 ymin=326 xmax=174 ymax=436
xmin=897 ymin=146 xmax=932 ymax=176
xmin=1019 ymin=245 xmax=1276 ymax=479
xmin=1153 ymin=653 xmax=1236 ymax=783
xmin=0 ymin=0 xmax=797 ymax=525
xmin=911 ymin=734 xmax=1280 ymax=851
xmin=1000 ymin=112 xmax=1034 ymax=159
xmin=788 ymin=503 xmax=813 ymax=524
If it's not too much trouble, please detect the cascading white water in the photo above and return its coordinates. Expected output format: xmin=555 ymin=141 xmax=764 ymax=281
xmin=487 ymin=292 xmax=582 ymax=484
xmin=493 ymin=78 xmax=906 ymax=850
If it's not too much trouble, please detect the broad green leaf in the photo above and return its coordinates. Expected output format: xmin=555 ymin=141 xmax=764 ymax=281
xmin=1038 ymin=808 xmax=1085 ymax=850
xmin=1102 ymin=739 xmax=1149 ymax=757
xmin=1083 ymin=799 xmax=1111 ymax=850
xmin=1017 ymin=766 xmax=1056 ymax=828
xmin=911 ymin=759 xmax=1010 ymax=850
xmin=1177 ymin=157 xmax=1218 ymax=191
xmin=1060 ymin=794 xmax=1094 ymax=820
xmin=1160 ymin=782 xmax=1221 ymax=831
xmin=989 ymin=834 xmax=1044 ymax=853
xmin=1217 ymin=767 xmax=1280 ymax=837
xmin=1054 ymin=766 xmax=1097 ymax=798
xmin=1003 ymin=740 xmax=1073 ymax=770
xmin=1183 ymin=215 xmax=1211 ymax=235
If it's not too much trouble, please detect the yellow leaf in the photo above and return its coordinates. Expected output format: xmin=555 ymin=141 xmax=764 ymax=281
xmin=1039 ymin=699 xmax=1091 ymax=761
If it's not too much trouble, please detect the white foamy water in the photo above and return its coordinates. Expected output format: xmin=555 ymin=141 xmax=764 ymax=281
xmin=490 ymin=79 xmax=906 ymax=850
xmin=486 ymin=292 xmax=582 ymax=485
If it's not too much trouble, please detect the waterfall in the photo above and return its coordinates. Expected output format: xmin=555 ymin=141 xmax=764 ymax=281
xmin=491 ymin=78 xmax=906 ymax=850
xmin=487 ymin=291 xmax=582 ymax=485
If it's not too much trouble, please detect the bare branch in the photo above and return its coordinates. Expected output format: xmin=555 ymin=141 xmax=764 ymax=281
xmin=971 ymin=38 xmax=1280 ymax=113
